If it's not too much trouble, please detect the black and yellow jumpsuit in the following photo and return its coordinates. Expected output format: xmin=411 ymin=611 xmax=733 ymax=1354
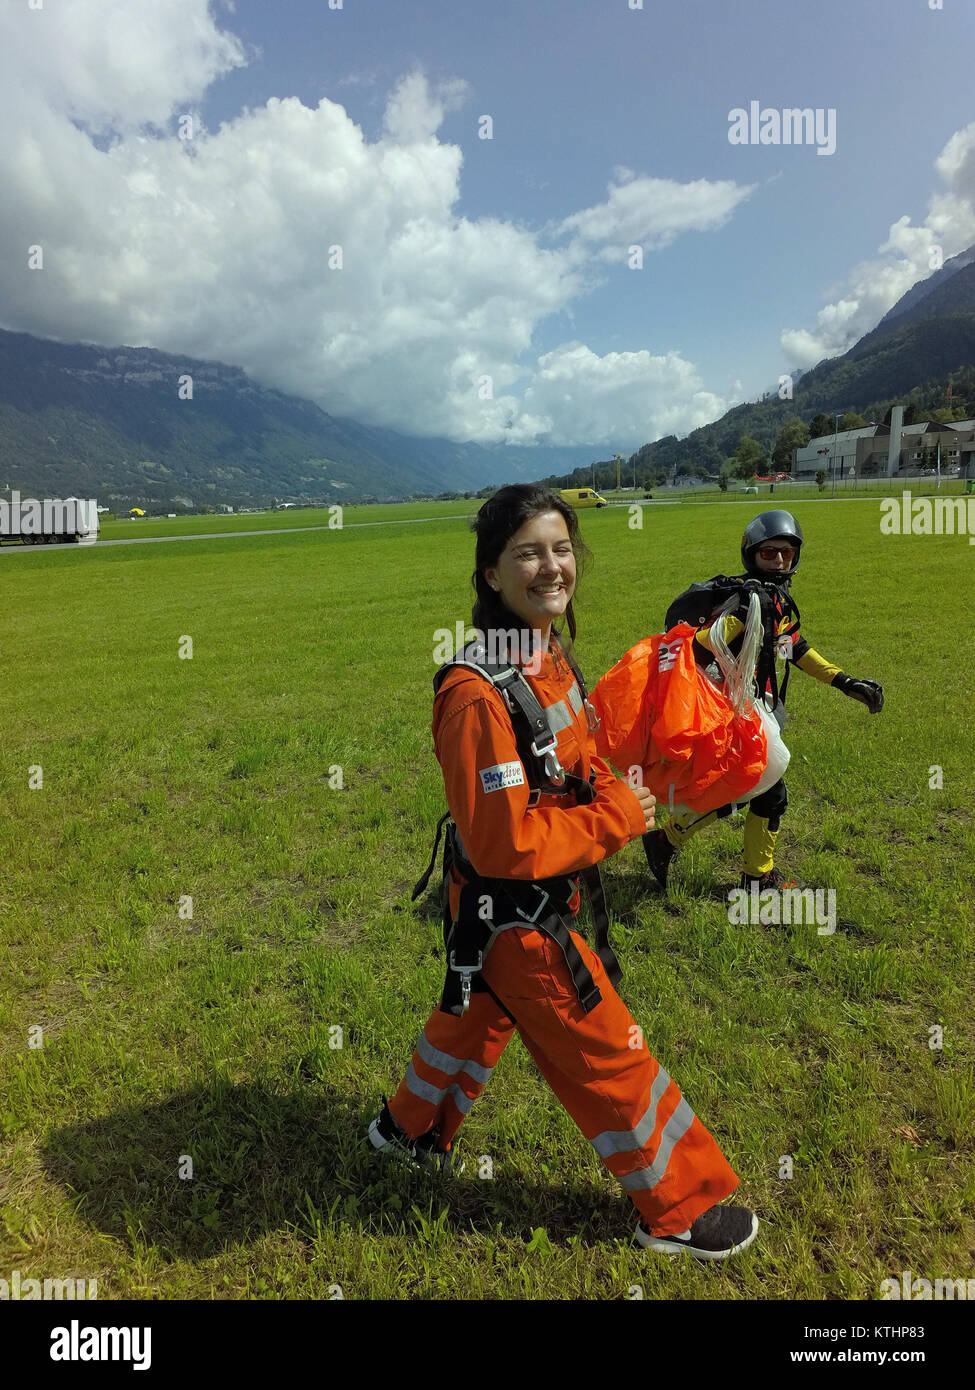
xmin=660 ymin=598 xmax=842 ymax=878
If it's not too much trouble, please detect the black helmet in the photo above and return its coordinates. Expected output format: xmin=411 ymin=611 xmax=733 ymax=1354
xmin=741 ymin=510 xmax=803 ymax=576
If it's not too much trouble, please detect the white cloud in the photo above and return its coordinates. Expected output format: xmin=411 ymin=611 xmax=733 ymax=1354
xmin=381 ymin=69 xmax=469 ymax=143
xmin=556 ymin=172 xmax=756 ymax=262
xmin=508 ymin=343 xmax=731 ymax=448
xmin=0 ymin=0 xmax=246 ymax=133
xmin=0 ymin=0 xmax=749 ymax=447
xmin=781 ymin=122 xmax=975 ymax=368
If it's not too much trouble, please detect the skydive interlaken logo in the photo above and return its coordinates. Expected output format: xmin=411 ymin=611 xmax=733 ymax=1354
xmin=728 ymin=101 xmax=836 ymax=156
xmin=479 ymin=761 xmax=526 ymax=794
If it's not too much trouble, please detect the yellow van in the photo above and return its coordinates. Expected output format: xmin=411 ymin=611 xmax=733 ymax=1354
xmin=560 ymin=487 xmax=608 ymax=509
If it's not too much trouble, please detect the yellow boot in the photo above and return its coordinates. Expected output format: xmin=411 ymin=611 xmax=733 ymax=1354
xmin=740 ymin=811 xmax=804 ymax=889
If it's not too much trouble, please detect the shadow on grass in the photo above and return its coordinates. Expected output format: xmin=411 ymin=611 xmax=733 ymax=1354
xmin=41 ymin=1081 xmax=632 ymax=1262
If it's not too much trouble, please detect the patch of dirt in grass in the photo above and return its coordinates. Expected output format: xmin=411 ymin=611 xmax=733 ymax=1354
xmin=309 ymin=915 xmax=364 ymax=950
xmin=2 ymin=959 xmax=119 ymax=1053
xmin=853 ymin=862 xmax=890 ymax=881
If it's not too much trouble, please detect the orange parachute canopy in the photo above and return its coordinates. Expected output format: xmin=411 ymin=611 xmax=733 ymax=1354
xmin=591 ymin=624 xmax=768 ymax=814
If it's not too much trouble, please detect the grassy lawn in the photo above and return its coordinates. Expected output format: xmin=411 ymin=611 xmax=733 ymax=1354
xmin=1 ymin=499 xmax=972 ymax=1299
xmin=92 ymin=499 xmax=478 ymax=541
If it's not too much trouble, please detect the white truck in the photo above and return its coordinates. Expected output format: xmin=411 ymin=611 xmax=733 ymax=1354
xmin=0 ymin=493 xmax=99 ymax=545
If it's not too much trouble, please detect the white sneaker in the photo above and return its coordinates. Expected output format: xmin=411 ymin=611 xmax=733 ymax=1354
xmin=367 ymin=1100 xmax=464 ymax=1174
xmin=635 ymin=1203 xmax=758 ymax=1261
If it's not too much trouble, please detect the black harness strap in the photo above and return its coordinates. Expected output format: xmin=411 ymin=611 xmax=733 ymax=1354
xmin=580 ymin=864 xmax=622 ymax=990
xmin=775 ymin=585 xmax=801 ymax=706
xmin=537 ymin=912 xmax=603 ymax=1013
xmin=412 ymin=811 xmax=452 ymax=903
xmin=438 ymin=861 xmax=619 ymax=1018
xmin=437 ymin=646 xmax=598 ymax=804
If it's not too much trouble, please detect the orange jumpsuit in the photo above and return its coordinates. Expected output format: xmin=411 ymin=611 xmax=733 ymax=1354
xmin=388 ymin=639 xmax=740 ymax=1234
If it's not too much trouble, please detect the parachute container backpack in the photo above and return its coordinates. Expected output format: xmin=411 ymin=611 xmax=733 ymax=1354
xmin=666 ymin=573 xmax=801 ymax=714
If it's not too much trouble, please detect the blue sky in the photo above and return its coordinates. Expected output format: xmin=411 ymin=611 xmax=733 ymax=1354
xmin=2 ymin=0 xmax=974 ymax=449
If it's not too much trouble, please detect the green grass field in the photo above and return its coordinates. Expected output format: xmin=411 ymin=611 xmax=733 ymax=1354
xmin=61 ymin=476 xmax=971 ymax=544
xmin=93 ymin=499 xmax=477 ymax=541
xmin=1 ymin=497 xmax=973 ymax=1300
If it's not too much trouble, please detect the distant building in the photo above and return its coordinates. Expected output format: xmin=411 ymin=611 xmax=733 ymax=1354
xmin=792 ymin=406 xmax=975 ymax=479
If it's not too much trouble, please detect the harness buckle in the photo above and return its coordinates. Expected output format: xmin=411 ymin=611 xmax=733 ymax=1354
xmin=543 ymin=749 xmax=566 ymax=786
xmin=578 ymin=981 xmax=602 ymax=1013
xmin=515 ymin=886 xmax=550 ymax=925
xmin=531 ymin=732 xmax=566 ymax=786
xmin=448 ymin=949 xmax=483 ymax=1014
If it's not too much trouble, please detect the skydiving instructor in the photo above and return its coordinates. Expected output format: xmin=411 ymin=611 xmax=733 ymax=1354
xmin=367 ymin=485 xmax=759 ymax=1262
xmin=644 ymin=510 xmax=885 ymax=893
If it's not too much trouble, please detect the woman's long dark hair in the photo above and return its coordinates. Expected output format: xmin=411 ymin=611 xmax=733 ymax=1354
xmin=470 ymin=484 xmax=591 ymax=665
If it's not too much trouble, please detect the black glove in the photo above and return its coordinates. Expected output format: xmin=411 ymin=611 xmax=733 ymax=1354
xmin=832 ymin=672 xmax=884 ymax=713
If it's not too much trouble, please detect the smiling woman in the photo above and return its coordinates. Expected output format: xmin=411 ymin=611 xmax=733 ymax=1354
xmin=483 ymin=510 xmax=575 ymax=641
xmin=366 ymin=483 xmax=760 ymax=1263
xmin=477 ymin=492 xmax=584 ymax=656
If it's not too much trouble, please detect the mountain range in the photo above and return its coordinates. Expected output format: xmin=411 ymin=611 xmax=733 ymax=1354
xmin=0 ymin=332 xmax=598 ymax=509
xmin=619 ymin=244 xmax=975 ymax=484
xmin=2 ymin=240 xmax=975 ymax=507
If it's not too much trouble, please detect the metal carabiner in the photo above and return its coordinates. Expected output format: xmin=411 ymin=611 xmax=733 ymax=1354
xmin=448 ymin=950 xmax=483 ymax=1015
xmin=542 ymin=747 xmax=566 ymax=786
xmin=531 ymin=731 xmax=566 ymax=787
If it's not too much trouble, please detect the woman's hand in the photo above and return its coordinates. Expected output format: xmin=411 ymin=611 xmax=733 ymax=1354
xmin=631 ymin=785 xmax=656 ymax=833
